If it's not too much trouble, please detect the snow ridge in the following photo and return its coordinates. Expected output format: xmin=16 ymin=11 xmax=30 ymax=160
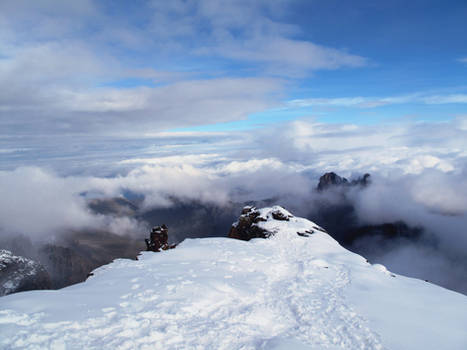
xmin=1 ymin=207 xmax=467 ymax=349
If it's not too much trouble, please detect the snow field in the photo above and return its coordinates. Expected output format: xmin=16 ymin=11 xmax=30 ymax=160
xmin=1 ymin=207 xmax=466 ymax=349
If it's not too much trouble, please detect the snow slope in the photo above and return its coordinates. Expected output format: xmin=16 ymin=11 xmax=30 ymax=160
xmin=1 ymin=206 xmax=466 ymax=350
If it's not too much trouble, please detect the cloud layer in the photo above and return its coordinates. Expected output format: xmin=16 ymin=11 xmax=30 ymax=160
xmin=0 ymin=0 xmax=369 ymax=139
xmin=1 ymin=118 xmax=467 ymax=294
xmin=2 ymin=117 xmax=467 ymax=232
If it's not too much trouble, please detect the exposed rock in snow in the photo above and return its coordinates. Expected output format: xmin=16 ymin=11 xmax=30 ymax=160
xmin=0 ymin=207 xmax=466 ymax=350
xmin=0 ymin=250 xmax=51 ymax=296
xmin=228 ymin=206 xmax=325 ymax=241
xmin=228 ymin=206 xmax=273 ymax=240
xmin=145 ymin=225 xmax=177 ymax=252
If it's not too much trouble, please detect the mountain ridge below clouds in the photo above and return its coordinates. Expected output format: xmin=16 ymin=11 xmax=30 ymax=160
xmin=1 ymin=171 xmax=465 ymax=295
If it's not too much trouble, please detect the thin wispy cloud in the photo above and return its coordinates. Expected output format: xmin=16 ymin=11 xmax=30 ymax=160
xmin=288 ymin=93 xmax=467 ymax=109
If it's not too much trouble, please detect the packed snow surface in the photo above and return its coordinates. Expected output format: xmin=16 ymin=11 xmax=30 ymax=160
xmin=1 ymin=206 xmax=467 ymax=349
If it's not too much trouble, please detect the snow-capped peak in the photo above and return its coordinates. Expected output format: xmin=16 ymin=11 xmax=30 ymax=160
xmin=228 ymin=205 xmax=327 ymax=241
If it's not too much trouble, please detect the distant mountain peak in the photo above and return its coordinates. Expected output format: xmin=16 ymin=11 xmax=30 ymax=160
xmin=317 ymin=172 xmax=370 ymax=191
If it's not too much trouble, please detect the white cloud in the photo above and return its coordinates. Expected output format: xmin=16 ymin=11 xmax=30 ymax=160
xmin=119 ymin=154 xmax=225 ymax=166
xmin=422 ymin=94 xmax=467 ymax=104
xmin=287 ymin=93 xmax=467 ymax=109
xmin=0 ymin=0 xmax=369 ymax=139
xmin=0 ymin=168 xmax=99 ymax=238
xmin=219 ymin=158 xmax=287 ymax=174
xmin=0 ymin=76 xmax=282 ymax=135
xmin=406 ymin=155 xmax=454 ymax=174
xmin=203 ymin=37 xmax=367 ymax=75
xmin=409 ymin=171 xmax=467 ymax=215
xmin=146 ymin=0 xmax=367 ymax=74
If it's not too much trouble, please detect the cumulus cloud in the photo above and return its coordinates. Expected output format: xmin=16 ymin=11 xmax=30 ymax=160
xmin=0 ymin=168 xmax=100 ymax=238
xmin=255 ymin=118 xmax=467 ymax=176
xmin=341 ymin=170 xmax=467 ymax=294
xmin=0 ymin=159 xmax=303 ymax=239
xmin=351 ymin=173 xmax=467 ymax=223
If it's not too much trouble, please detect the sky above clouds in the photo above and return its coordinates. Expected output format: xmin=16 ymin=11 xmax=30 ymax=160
xmin=0 ymin=0 xmax=466 ymax=202
xmin=0 ymin=0 xmax=466 ymax=219
xmin=1 ymin=0 xmax=466 ymax=147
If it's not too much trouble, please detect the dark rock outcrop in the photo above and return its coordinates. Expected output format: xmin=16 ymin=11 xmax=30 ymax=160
xmin=317 ymin=172 xmax=349 ymax=191
xmin=228 ymin=206 xmax=269 ymax=240
xmin=351 ymin=173 xmax=371 ymax=187
xmin=317 ymin=172 xmax=370 ymax=191
xmin=228 ymin=206 xmax=294 ymax=241
xmin=145 ymin=225 xmax=176 ymax=252
xmin=271 ymin=210 xmax=292 ymax=221
xmin=0 ymin=250 xmax=51 ymax=296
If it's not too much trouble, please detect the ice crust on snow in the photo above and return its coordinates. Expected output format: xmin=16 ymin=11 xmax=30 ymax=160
xmin=1 ymin=207 xmax=467 ymax=349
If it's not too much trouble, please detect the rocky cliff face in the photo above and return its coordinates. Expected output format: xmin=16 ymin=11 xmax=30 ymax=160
xmin=39 ymin=231 xmax=144 ymax=289
xmin=0 ymin=250 xmax=51 ymax=296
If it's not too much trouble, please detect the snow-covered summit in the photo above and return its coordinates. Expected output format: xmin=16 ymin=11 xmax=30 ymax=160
xmin=228 ymin=205 xmax=327 ymax=241
xmin=1 ymin=207 xmax=467 ymax=349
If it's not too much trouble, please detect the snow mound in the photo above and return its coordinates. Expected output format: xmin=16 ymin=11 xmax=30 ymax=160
xmin=1 ymin=207 xmax=467 ymax=350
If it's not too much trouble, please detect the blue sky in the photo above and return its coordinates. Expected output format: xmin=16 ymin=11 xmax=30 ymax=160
xmin=0 ymin=0 xmax=467 ymax=171
xmin=104 ymin=0 xmax=467 ymax=129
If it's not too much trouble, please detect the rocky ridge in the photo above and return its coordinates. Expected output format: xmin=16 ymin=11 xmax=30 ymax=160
xmin=317 ymin=172 xmax=370 ymax=191
xmin=0 ymin=250 xmax=51 ymax=296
